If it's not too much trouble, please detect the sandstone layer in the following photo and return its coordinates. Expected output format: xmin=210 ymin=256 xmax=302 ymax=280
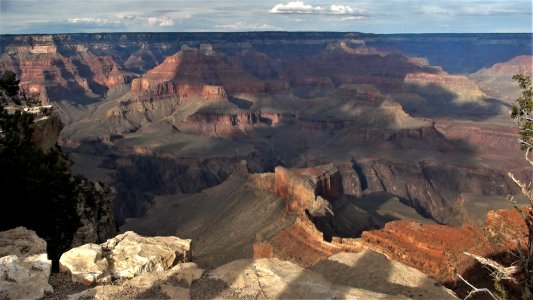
xmin=361 ymin=209 xmax=528 ymax=285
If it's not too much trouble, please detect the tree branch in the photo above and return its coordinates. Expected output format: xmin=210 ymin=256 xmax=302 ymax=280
xmin=464 ymin=252 xmax=520 ymax=283
xmin=457 ymin=274 xmax=502 ymax=300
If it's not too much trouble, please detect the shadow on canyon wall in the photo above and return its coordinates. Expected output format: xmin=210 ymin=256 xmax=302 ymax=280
xmin=398 ymin=83 xmax=510 ymax=120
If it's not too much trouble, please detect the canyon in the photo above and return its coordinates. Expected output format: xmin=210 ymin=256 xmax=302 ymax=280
xmin=1 ymin=32 xmax=532 ymax=297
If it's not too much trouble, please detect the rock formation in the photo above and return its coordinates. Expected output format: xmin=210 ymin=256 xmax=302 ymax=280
xmin=469 ymin=55 xmax=533 ymax=103
xmin=207 ymin=251 xmax=456 ymax=299
xmin=361 ymin=209 xmax=528 ymax=285
xmin=0 ymin=227 xmax=53 ymax=300
xmin=59 ymin=231 xmax=191 ymax=285
xmin=67 ymin=262 xmax=204 ymax=300
xmin=59 ymin=244 xmax=456 ymax=300
xmin=1 ymin=34 xmax=530 ymax=299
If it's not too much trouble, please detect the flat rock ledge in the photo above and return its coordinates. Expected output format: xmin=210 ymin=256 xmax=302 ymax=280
xmin=59 ymin=231 xmax=191 ymax=285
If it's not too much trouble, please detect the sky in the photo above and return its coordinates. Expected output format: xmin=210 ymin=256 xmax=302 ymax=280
xmin=0 ymin=0 xmax=531 ymax=34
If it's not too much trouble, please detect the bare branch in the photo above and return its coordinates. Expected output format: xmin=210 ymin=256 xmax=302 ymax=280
xmin=526 ymin=148 xmax=533 ymax=167
xmin=508 ymin=172 xmax=533 ymax=207
xmin=464 ymin=252 xmax=520 ymax=283
xmin=457 ymin=274 xmax=502 ymax=300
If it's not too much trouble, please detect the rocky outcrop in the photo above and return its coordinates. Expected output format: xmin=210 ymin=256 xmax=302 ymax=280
xmin=59 ymin=231 xmax=191 ymax=285
xmin=106 ymin=65 xmax=136 ymax=87
xmin=387 ymin=125 xmax=458 ymax=152
xmin=31 ymin=112 xmax=62 ymax=150
xmin=404 ymin=72 xmax=486 ymax=100
xmin=61 ymin=247 xmax=455 ymax=299
xmin=201 ymin=85 xmax=227 ymax=101
xmin=0 ymin=227 xmax=48 ymax=258
xmin=435 ymin=120 xmax=522 ymax=154
xmin=361 ymin=209 xmax=527 ymax=284
xmin=71 ymin=180 xmax=117 ymax=247
xmin=68 ymin=262 xmax=204 ymax=300
xmin=253 ymin=217 xmax=365 ymax=267
xmin=182 ymin=112 xmax=295 ymax=136
xmin=353 ymin=159 xmax=518 ymax=224
xmin=129 ymin=46 xmax=266 ymax=102
xmin=310 ymin=250 xmax=456 ymax=299
xmin=275 ymin=165 xmax=321 ymax=216
xmin=469 ymin=55 xmax=533 ymax=103
xmin=207 ymin=252 xmax=456 ymax=299
xmin=0 ymin=227 xmax=53 ymax=300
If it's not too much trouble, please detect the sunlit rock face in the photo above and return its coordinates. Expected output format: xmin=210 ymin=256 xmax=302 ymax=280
xmin=59 ymin=231 xmax=191 ymax=285
xmin=361 ymin=209 xmax=527 ymax=284
xmin=206 ymin=252 xmax=456 ymax=299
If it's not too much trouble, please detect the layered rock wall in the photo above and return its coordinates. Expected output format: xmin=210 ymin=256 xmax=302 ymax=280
xmin=361 ymin=209 xmax=527 ymax=285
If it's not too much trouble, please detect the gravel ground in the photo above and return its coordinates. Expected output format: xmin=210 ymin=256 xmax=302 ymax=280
xmin=42 ymin=272 xmax=88 ymax=300
xmin=41 ymin=272 xmax=170 ymax=300
xmin=190 ymin=275 xmax=253 ymax=300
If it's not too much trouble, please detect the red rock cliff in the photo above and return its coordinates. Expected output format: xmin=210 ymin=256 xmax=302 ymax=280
xmin=361 ymin=209 xmax=528 ymax=284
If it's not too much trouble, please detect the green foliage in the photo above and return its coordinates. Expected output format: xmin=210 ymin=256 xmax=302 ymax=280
xmin=494 ymin=281 xmax=509 ymax=300
xmin=0 ymin=70 xmax=20 ymax=97
xmin=511 ymin=74 xmax=533 ymax=151
xmin=510 ymin=73 xmax=533 ymax=299
xmin=0 ymin=71 xmax=84 ymax=265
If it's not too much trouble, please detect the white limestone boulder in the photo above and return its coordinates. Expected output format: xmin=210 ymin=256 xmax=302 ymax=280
xmin=59 ymin=231 xmax=191 ymax=285
xmin=0 ymin=227 xmax=53 ymax=299
xmin=58 ymin=243 xmax=110 ymax=285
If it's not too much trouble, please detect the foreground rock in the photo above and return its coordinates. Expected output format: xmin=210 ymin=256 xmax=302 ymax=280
xmin=205 ymin=250 xmax=456 ymax=299
xmin=59 ymin=231 xmax=191 ymax=285
xmin=68 ymin=262 xmax=204 ymax=300
xmin=66 ymin=249 xmax=454 ymax=300
xmin=0 ymin=227 xmax=53 ymax=299
xmin=310 ymin=250 xmax=455 ymax=299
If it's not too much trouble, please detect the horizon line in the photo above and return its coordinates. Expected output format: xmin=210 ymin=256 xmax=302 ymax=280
xmin=1 ymin=31 xmax=532 ymax=36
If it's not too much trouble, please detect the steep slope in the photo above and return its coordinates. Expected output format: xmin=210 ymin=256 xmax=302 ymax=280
xmin=469 ymin=55 xmax=533 ymax=103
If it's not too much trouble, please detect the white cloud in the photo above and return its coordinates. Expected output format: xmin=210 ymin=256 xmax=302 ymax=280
xmin=269 ymin=1 xmax=366 ymax=16
xmin=269 ymin=1 xmax=323 ymax=14
xmin=66 ymin=17 xmax=123 ymax=24
xmin=147 ymin=17 xmax=175 ymax=27
xmin=215 ymin=21 xmax=279 ymax=30
xmin=67 ymin=15 xmax=175 ymax=27
xmin=421 ymin=4 xmax=525 ymax=16
xmin=330 ymin=5 xmax=366 ymax=15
